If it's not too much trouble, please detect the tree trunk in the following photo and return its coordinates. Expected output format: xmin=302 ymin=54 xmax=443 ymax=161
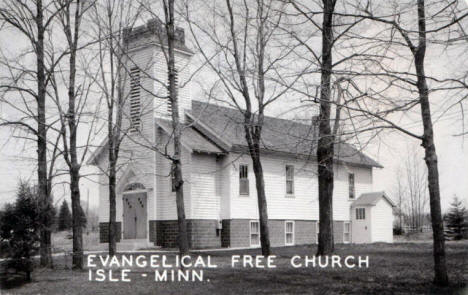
xmin=316 ymin=0 xmax=336 ymax=256
xmin=251 ymin=152 xmax=271 ymax=256
xmin=166 ymin=0 xmax=189 ymax=254
xmin=67 ymin=11 xmax=84 ymax=268
xmin=70 ymin=171 xmax=83 ymax=269
xmin=108 ymin=149 xmax=117 ymax=256
xmin=414 ymin=0 xmax=448 ymax=286
xmin=36 ymin=0 xmax=53 ymax=268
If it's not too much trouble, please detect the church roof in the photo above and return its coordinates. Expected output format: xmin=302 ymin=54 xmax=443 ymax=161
xmin=187 ymin=101 xmax=382 ymax=168
xmin=155 ymin=118 xmax=224 ymax=155
xmin=87 ymin=101 xmax=383 ymax=168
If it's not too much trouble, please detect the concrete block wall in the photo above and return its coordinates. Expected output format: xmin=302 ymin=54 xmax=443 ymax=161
xmin=228 ymin=219 xmax=251 ymax=248
xmin=99 ymin=222 xmax=122 ymax=243
xmin=155 ymin=220 xmax=179 ymax=248
xmin=296 ymin=220 xmax=316 ymax=245
xmin=99 ymin=219 xmax=349 ymax=247
xmin=153 ymin=219 xmax=221 ymax=249
xmin=188 ymin=220 xmax=221 ymax=249
xmin=333 ymin=221 xmax=345 ymax=244
xmin=224 ymin=219 xmax=346 ymax=248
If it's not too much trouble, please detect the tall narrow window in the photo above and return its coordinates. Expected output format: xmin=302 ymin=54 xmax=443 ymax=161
xmin=250 ymin=221 xmax=260 ymax=246
xmin=285 ymin=221 xmax=294 ymax=246
xmin=285 ymin=165 xmax=294 ymax=195
xmin=239 ymin=164 xmax=249 ymax=195
xmin=356 ymin=208 xmax=365 ymax=220
xmin=343 ymin=222 xmax=351 ymax=243
xmin=129 ymin=67 xmax=141 ymax=131
xmin=348 ymin=173 xmax=355 ymax=199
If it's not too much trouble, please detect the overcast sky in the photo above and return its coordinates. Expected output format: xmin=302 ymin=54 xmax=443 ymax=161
xmin=0 ymin=0 xmax=467 ymax=213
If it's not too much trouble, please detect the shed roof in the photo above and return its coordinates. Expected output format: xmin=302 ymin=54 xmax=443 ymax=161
xmin=351 ymin=192 xmax=396 ymax=207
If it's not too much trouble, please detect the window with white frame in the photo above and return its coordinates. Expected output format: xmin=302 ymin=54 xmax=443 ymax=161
xmin=348 ymin=173 xmax=355 ymax=199
xmin=316 ymin=222 xmax=319 ymax=244
xmin=129 ymin=67 xmax=141 ymax=131
xmin=343 ymin=222 xmax=351 ymax=243
xmin=239 ymin=164 xmax=249 ymax=195
xmin=250 ymin=221 xmax=260 ymax=246
xmin=285 ymin=221 xmax=294 ymax=245
xmin=285 ymin=165 xmax=294 ymax=195
xmin=356 ymin=208 xmax=366 ymax=220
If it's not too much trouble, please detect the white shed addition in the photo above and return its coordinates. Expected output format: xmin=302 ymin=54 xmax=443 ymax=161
xmin=351 ymin=192 xmax=396 ymax=243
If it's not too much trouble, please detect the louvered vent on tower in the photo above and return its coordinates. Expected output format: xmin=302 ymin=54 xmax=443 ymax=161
xmin=166 ymin=68 xmax=178 ymax=114
xmin=129 ymin=67 xmax=141 ymax=131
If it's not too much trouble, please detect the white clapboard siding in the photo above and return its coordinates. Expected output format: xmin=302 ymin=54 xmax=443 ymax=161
xmin=98 ymin=173 xmax=109 ymax=222
xmin=219 ymin=154 xmax=233 ymax=220
xmin=229 ymin=154 xmax=260 ymax=219
xmin=263 ymin=155 xmax=319 ymax=220
xmin=229 ymin=153 xmax=373 ymax=221
xmin=190 ymin=153 xmax=220 ymax=219
xmin=333 ymin=164 xmax=373 ymax=221
xmin=155 ymin=129 xmax=192 ymax=220
xmin=151 ymin=49 xmax=192 ymax=122
xmin=371 ymin=199 xmax=394 ymax=242
xmin=96 ymin=44 xmax=157 ymax=224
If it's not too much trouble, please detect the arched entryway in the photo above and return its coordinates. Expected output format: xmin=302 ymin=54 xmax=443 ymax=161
xmin=122 ymin=182 xmax=147 ymax=239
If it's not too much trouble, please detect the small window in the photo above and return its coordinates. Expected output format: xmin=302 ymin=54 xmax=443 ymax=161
xmin=356 ymin=208 xmax=365 ymax=220
xmin=285 ymin=165 xmax=294 ymax=195
xmin=344 ymin=222 xmax=351 ymax=243
xmin=348 ymin=173 xmax=355 ymax=199
xmin=250 ymin=221 xmax=260 ymax=246
xmin=285 ymin=221 xmax=294 ymax=246
xmin=316 ymin=222 xmax=319 ymax=244
xmin=239 ymin=164 xmax=249 ymax=195
xmin=129 ymin=67 xmax=141 ymax=131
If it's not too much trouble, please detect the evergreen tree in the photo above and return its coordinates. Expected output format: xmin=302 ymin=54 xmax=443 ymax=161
xmin=58 ymin=200 xmax=72 ymax=231
xmin=446 ymin=196 xmax=466 ymax=240
xmin=0 ymin=182 xmax=42 ymax=283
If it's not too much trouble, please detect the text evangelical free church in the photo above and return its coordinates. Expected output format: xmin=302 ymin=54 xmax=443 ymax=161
xmin=87 ymin=18 xmax=395 ymax=249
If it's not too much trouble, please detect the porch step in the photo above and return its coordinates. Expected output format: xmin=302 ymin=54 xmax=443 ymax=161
xmin=117 ymin=239 xmax=157 ymax=251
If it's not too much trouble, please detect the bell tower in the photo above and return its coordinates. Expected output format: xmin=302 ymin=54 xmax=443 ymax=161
xmin=122 ymin=17 xmax=193 ymax=133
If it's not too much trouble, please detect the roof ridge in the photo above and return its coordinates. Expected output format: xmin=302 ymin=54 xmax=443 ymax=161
xmin=191 ymin=100 xmax=318 ymax=129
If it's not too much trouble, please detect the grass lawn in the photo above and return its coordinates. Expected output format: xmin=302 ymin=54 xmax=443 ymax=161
xmin=2 ymin=241 xmax=467 ymax=294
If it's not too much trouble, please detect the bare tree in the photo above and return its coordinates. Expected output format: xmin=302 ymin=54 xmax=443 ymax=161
xmin=161 ymin=0 xmax=190 ymax=253
xmin=87 ymin=0 xmax=142 ymax=255
xmin=286 ymin=0 xmax=373 ymax=255
xmin=51 ymin=0 xmax=96 ymax=269
xmin=185 ymin=0 xmax=303 ymax=255
xmin=0 ymin=0 xmax=69 ymax=267
xmin=393 ymin=145 xmax=429 ymax=231
xmin=335 ymin=0 xmax=468 ymax=285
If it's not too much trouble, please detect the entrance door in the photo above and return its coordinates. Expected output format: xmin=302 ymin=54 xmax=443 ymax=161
xmin=123 ymin=192 xmax=147 ymax=239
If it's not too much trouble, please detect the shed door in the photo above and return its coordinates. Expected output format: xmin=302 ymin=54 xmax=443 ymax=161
xmin=123 ymin=192 xmax=147 ymax=239
xmin=352 ymin=207 xmax=371 ymax=243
